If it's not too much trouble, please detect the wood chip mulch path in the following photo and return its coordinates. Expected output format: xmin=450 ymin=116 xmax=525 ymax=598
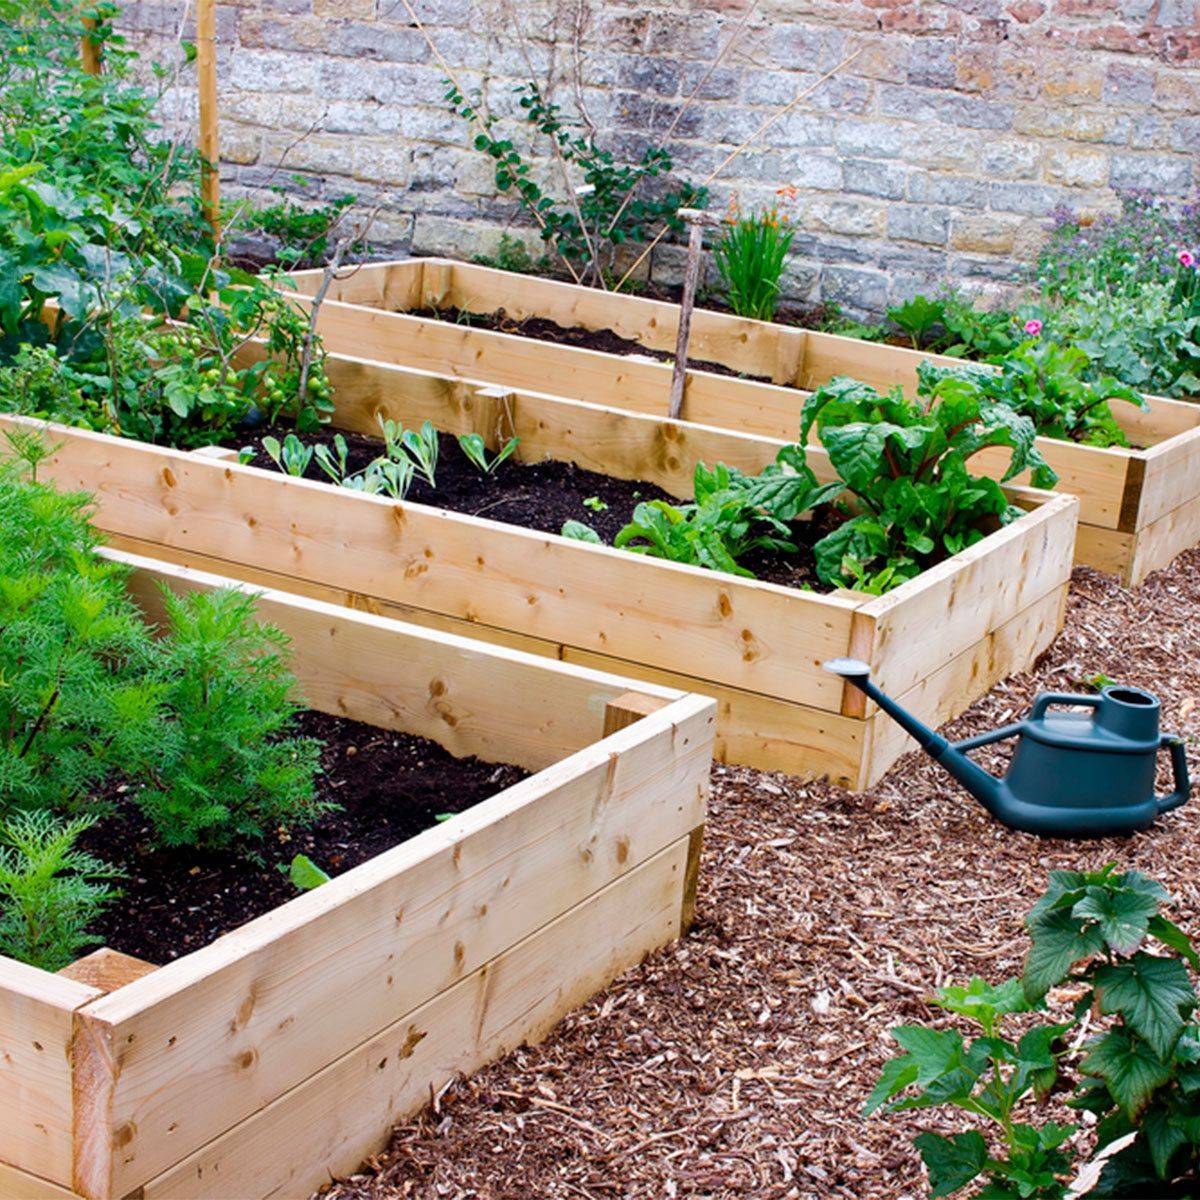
xmin=320 ymin=552 xmax=1200 ymax=1200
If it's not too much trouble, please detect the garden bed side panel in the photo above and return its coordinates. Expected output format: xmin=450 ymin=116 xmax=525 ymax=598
xmin=0 ymin=414 xmax=861 ymax=715
xmin=287 ymin=261 xmax=1200 ymax=582
xmin=69 ymin=555 xmax=713 ymax=1198
xmin=0 ymin=963 xmax=100 ymax=1191
xmin=135 ymin=839 xmax=691 ymax=1200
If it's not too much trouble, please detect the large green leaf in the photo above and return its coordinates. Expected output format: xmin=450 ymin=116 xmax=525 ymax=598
xmin=1094 ymin=953 xmax=1196 ymax=1058
xmin=1073 ymin=884 xmax=1161 ymax=955
xmin=1082 ymin=1029 xmax=1173 ymax=1119
xmin=913 ymin=1130 xmax=988 ymax=1198
xmin=1023 ymin=905 xmax=1107 ymax=1000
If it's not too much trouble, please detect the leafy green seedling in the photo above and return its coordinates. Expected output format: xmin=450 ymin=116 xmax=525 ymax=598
xmin=562 ymin=520 xmax=602 ymax=543
xmin=282 ymin=853 xmax=331 ymax=891
xmin=583 ymin=495 xmax=608 ymax=512
xmin=457 ymin=432 xmax=519 ymax=474
xmin=261 ymin=433 xmax=313 ymax=477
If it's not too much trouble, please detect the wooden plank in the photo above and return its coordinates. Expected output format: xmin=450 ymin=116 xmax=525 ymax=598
xmin=564 ymin=647 xmax=867 ymax=787
xmin=1135 ymin=425 xmax=1200 ymax=530
xmin=603 ymin=692 xmax=672 ymax=736
xmin=864 ymin=582 xmax=1069 ymax=786
xmin=106 ymin=536 xmax=867 ymax=783
xmin=58 ymin=951 xmax=156 ymax=997
xmin=105 ymin=533 xmax=563 ymax=661
xmin=72 ymin=696 xmax=713 ymax=1198
xmin=1127 ymin=487 xmax=1200 ymax=587
xmin=859 ymin=492 xmax=1077 ymax=702
xmin=0 ymin=1162 xmax=79 ymax=1200
xmin=1074 ymin=524 xmax=1135 ymax=582
xmin=135 ymin=837 xmax=691 ymax=1200
xmin=0 ymin=959 xmax=100 ymax=1187
xmin=3 ymin=414 xmax=860 ymax=714
xmin=111 ymin=548 xmax=682 ymax=770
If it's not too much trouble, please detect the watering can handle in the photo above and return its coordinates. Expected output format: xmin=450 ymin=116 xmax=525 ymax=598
xmin=1028 ymin=692 xmax=1102 ymax=721
xmin=1157 ymin=735 xmax=1191 ymax=815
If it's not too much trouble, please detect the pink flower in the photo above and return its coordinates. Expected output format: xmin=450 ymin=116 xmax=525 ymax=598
xmin=1180 ymin=249 xmax=1196 ymax=268
xmin=1024 ymin=318 xmax=1043 ymax=337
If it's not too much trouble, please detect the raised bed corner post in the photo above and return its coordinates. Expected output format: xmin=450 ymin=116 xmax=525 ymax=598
xmin=667 ymin=208 xmax=723 ymax=421
xmin=197 ymin=0 xmax=221 ymax=241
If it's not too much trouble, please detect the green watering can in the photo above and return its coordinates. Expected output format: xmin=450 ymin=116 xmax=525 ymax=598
xmin=824 ymin=659 xmax=1191 ymax=838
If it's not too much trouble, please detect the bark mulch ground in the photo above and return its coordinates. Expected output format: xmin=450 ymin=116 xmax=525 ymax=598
xmin=319 ymin=551 xmax=1200 ymax=1200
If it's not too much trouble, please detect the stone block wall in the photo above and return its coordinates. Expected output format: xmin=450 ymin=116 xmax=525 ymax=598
xmin=119 ymin=0 xmax=1200 ymax=315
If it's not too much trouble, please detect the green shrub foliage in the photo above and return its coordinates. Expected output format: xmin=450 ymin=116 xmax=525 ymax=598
xmin=0 ymin=447 xmax=324 ymax=856
xmin=0 ymin=810 xmax=121 ymax=971
xmin=138 ymin=588 xmax=326 ymax=851
xmin=866 ymin=864 xmax=1200 ymax=1199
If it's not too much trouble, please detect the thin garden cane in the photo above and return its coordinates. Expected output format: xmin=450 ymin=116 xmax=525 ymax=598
xmin=614 ymin=46 xmax=864 ymax=294
xmin=668 ymin=207 xmax=724 ymax=420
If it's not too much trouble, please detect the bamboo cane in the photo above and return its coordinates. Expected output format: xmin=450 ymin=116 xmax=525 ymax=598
xmin=197 ymin=0 xmax=221 ymax=240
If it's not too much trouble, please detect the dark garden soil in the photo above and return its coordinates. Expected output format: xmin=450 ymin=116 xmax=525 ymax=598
xmin=84 ymin=713 xmax=528 ymax=964
xmin=243 ymin=427 xmax=842 ymax=592
xmin=319 ymin=549 xmax=1200 ymax=1200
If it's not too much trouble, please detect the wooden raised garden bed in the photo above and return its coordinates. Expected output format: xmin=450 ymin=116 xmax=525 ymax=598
xmin=287 ymin=257 xmax=1200 ymax=588
xmin=0 ymin=549 xmax=714 ymax=1200
xmin=0 ymin=334 xmax=1078 ymax=790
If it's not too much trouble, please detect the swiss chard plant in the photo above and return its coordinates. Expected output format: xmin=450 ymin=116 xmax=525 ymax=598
xmin=916 ymin=341 xmax=1147 ymax=449
xmin=747 ymin=375 xmax=1056 ymax=593
xmin=866 ymin=864 xmax=1200 ymax=1199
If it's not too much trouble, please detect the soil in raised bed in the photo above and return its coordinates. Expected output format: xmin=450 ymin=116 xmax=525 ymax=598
xmin=240 ymin=427 xmax=842 ymax=592
xmin=82 ymin=712 xmax=528 ymax=963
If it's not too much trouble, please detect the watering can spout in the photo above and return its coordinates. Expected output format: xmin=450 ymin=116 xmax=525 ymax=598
xmin=822 ymin=659 xmax=1005 ymax=815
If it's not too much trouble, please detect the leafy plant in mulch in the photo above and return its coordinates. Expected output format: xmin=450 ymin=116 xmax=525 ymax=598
xmin=746 ymin=374 xmax=1056 ymax=593
xmin=444 ymin=79 xmax=706 ymax=286
xmin=226 ymin=182 xmax=358 ymax=268
xmin=866 ymin=864 xmax=1200 ymax=1199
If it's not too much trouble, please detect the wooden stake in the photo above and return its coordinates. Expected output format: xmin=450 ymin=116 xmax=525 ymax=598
xmin=667 ymin=208 xmax=721 ymax=421
xmin=197 ymin=0 xmax=221 ymax=240
xmin=603 ymin=691 xmax=671 ymax=737
xmin=81 ymin=14 xmax=101 ymax=75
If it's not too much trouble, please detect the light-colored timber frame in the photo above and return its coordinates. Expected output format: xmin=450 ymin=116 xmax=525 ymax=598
xmin=0 ymin=551 xmax=715 ymax=1200
xmin=287 ymin=256 xmax=1200 ymax=587
xmin=0 ymin=334 xmax=1077 ymax=790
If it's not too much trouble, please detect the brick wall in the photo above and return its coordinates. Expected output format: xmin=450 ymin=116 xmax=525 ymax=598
xmin=120 ymin=0 xmax=1200 ymax=315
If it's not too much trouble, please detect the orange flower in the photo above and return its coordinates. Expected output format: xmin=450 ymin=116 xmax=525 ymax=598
xmin=776 ymin=184 xmax=798 ymax=200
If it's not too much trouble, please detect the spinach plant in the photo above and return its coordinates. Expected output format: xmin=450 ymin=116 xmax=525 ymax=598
xmin=748 ymin=375 xmax=1056 ymax=592
xmin=378 ymin=416 xmax=438 ymax=487
xmin=0 ymin=810 xmax=121 ymax=971
xmin=566 ymin=460 xmax=841 ymax=578
xmin=262 ymin=433 xmax=314 ymax=477
xmin=866 ymin=865 xmax=1200 ymax=1199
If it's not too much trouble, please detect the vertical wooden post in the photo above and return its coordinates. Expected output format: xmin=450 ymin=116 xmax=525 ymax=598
xmin=666 ymin=208 xmax=720 ymax=421
xmin=81 ymin=13 xmax=101 ymax=75
xmin=602 ymin=691 xmax=670 ymax=737
xmin=197 ymin=0 xmax=221 ymax=241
